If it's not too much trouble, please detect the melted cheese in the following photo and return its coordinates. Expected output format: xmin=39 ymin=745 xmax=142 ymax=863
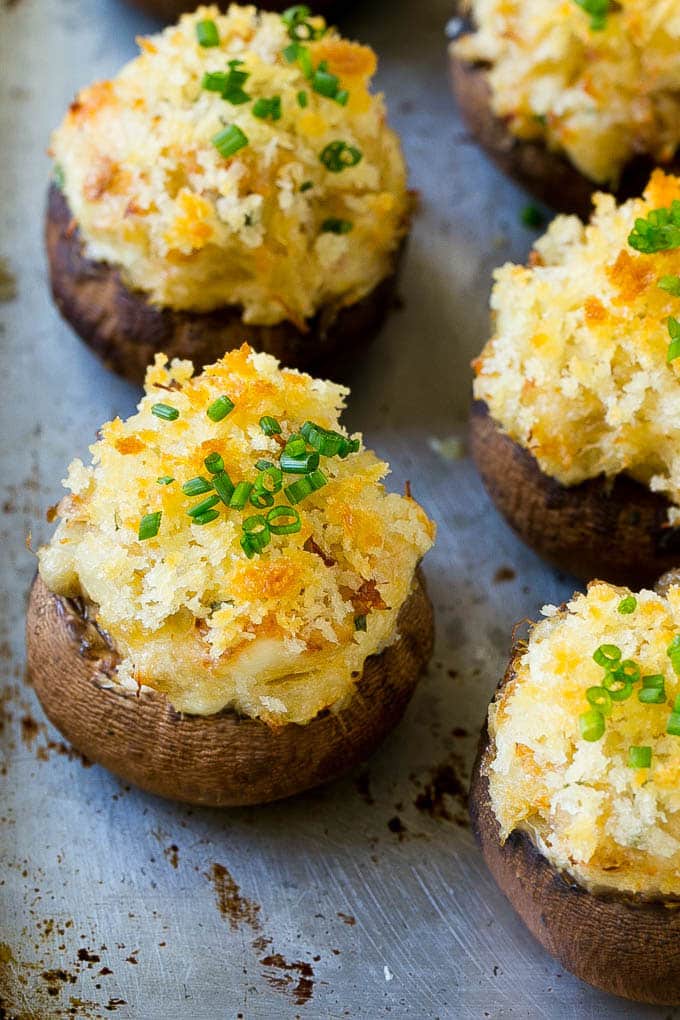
xmin=37 ymin=346 xmax=435 ymax=722
xmin=50 ymin=4 xmax=410 ymax=323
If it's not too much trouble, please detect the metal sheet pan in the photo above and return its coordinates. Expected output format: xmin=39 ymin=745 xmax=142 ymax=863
xmin=0 ymin=0 xmax=675 ymax=1016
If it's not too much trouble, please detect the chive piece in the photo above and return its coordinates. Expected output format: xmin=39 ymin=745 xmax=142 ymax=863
xmin=156 ymin=475 xmax=174 ymax=485
xmin=668 ymin=317 xmax=680 ymax=363
xmin=243 ymin=514 xmax=270 ymax=552
xmin=659 ymin=275 xmax=680 ymax=297
xmin=240 ymin=534 xmax=257 ymax=558
xmin=579 ymin=709 xmax=605 ymax=742
xmin=301 ymin=421 xmax=344 ymax=456
xmin=320 ymin=140 xmax=362 ymax=173
xmin=196 ymin=18 xmax=219 ymax=47
xmin=138 ymin=511 xmax=162 ymax=541
xmin=255 ymin=459 xmax=275 ymax=471
xmin=182 ymin=476 xmax=214 ymax=497
xmin=335 ymin=89 xmax=349 ymax=106
xmin=229 ymin=481 xmax=253 ymax=509
xmin=250 ymin=489 xmax=275 ymax=509
xmin=586 ymin=686 xmax=612 ymax=717
xmin=280 ymin=451 xmax=319 ymax=474
xmin=616 ymin=660 xmax=641 ymax=682
xmin=204 ymin=452 xmax=224 ymax=475
xmin=151 ymin=403 xmax=179 ymax=421
xmin=617 ymin=595 xmax=637 ymax=614
xmin=252 ymin=96 xmax=282 ymax=121
xmin=212 ymin=470 xmax=235 ymax=506
xmin=639 ymin=675 xmax=666 ymax=704
xmin=267 ymin=505 xmax=301 ymax=534
xmin=602 ymin=671 xmax=633 ymax=702
xmin=207 ymin=395 xmax=235 ymax=421
xmin=308 ymin=468 xmax=327 ymax=491
xmin=212 ymin=125 xmax=249 ymax=160
xmin=285 ymin=475 xmax=314 ymax=504
xmin=593 ymin=644 xmax=621 ymax=667
xmin=282 ymin=5 xmax=324 ymax=41
xmin=521 ymin=204 xmax=544 ymax=229
xmin=668 ymin=635 xmax=680 ymax=675
xmin=312 ymin=67 xmax=340 ymax=99
xmin=222 ymin=60 xmax=250 ymax=105
xmin=256 ymin=466 xmax=283 ymax=493
xmin=283 ymin=42 xmax=313 ymax=78
xmin=338 ymin=437 xmax=360 ymax=458
xmin=628 ymin=745 xmax=652 ymax=769
xmin=300 ymin=180 xmax=313 ymax=192
xmin=202 ymin=71 xmax=229 ymax=93
xmin=573 ymin=0 xmax=610 ymax=31
xmin=321 ymin=218 xmax=353 ymax=234
xmin=284 ymin=434 xmax=307 ymax=457
xmin=667 ymin=710 xmax=680 ymax=736
xmin=628 ymin=201 xmax=680 ymax=254
xmin=297 ymin=90 xmax=308 ymax=108
xmin=193 ymin=509 xmax=220 ymax=526
xmin=354 ymin=614 xmax=367 ymax=632
xmin=260 ymin=415 xmax=282 ymax=436
xmin=187 ymin=494 xmax=221 ymax=518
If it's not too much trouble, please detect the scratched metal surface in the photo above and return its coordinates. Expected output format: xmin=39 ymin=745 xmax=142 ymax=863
xmin=0 ymin=1 xmax=677 ymax=1017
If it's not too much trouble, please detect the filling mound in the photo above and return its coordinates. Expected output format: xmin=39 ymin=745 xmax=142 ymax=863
xmin=474 ymin=170 xmax=680 ymax=519
xmin=50 ymin=4 xmax=411 ymax=323
xmin=487 ymin=580 xmax=680 ymax=897
xmin=454 ymin=0 xmax=680 ymax=185
xmin=37 ymin=346 xmax=434 ymax=722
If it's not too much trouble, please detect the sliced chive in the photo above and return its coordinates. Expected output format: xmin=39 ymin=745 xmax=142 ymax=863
xmin=259 ymin=415 xmax=281 ymax=436
xmin=668 ymin=317 xmax=680 ymax=363
xmin=187 ymin=494 xmax=221 ymax=518
xmin=252 ymin=96 xmax=281 ymax=121
xmin=668 ymin=635 xmax=680 ymax=675
xmin=240 ymin=534 xmax=257 ymax=558
xmin=255 ymin=459 xmax=275 ymax=471
xmin=182 ymin=476 xmax=214 ymax=497
xmin=321 ymin=218 xmax=353 ymax=234
xmin=156 ymin=475 xmax=174 ymax=485
xmin=667 ymin=708 xmax=680 ymax=736
xmin=267 ymin=505 xmax=301 ymax=534
xmin=138 ymin=511 xmax=161 ymax=541
xmin=312 ymin=67 xmax=340 ymax=99
xmin=284 ymin=434 xmax=307 ymax=457
xmin=593 ymin=644 xmax=621 ymax=668
xmin=617 ymin=595 xmax=637 ymax=614
xmin=335 ymin=88 xmax=349 ymax=106
xmin=207 ymin=395 xmax=235 ymax=421
xmin=196 ymin=18 xmax=219 ymax=47
xmin=256 ymin=466 xmax=282 ymax=492
xmin=281 ymin=5 xmax=324 ymax=41
xmin=204 ymin=452 xmax=224 ymax=475
xmin=301 ymin=421 xmax=343 ymax=456
xmin=285 ymin=475 xmax=314 ymax=504
xmin=638 ymin=674 xmax=666 ymax=704
xmin=628 ymin=745 xmax=652 ymax=768
xmin=307 ymin=468 xmax=327 ymax=491
xmin=659 ymin=275 xmax=680 ymax=297
xmin=283 ymin=41 xmax=313 ymax=78
xmin=243 ymin=514 xmax=270 ymax=551
xmin=280 ymin=451 xmax=319 ymax=474
xmin=202 ymin=71 xmax=229 ymax=92
xmin=579 ymin=709 xmax=605 ymax=742
xmin=250 ymin=489 xmax=275 ymax=509
xmin=192 ymin=509 xmax=220 ymax=526
xmin=354 ymin=614 xmax=367 ymax=632
xmin=586 ymin=686 xmax=612 ymax=717
xmin=602 ymin=671 xmax=633 ymax=702
xmin=320 ymin=140 xmax=362 ymax=173
xmin=151 ymin=403 xmax=179 ymax=421
xmin=212 ymin=470 xmax=235 ymax=506
xmin=616 ymin=660 xmax=641 ymax=683
xmin=297 ymin=89 xmax=308 ymax=107
xmin=229 ymin=481 xmax=253 ymax=509
xmin=212 ymin=125 xmax=249 ymax=160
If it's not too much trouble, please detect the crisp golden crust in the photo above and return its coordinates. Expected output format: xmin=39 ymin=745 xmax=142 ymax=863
xmin=50 ymin=5 xmax=410 ymax=323
xmin=46 ymin=184 xmax=406 ymax=383
xmin=469 ymin=400 xmax=680 ymax=588
xmin=453 ymin=0 xmax=680 ymax=188
xmin=473 ymin=172 xmax=680 ymax=516
xmin=37 ymin=346 xmax=435 ymax=722
xmin=27 ymin=570 xmax=434 ymax=806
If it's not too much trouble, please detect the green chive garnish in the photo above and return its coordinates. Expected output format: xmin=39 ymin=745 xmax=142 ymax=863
xmin=212 ymin=125 xmax=249 ymax=160
xmin=628 ymin=201 xmax=680 ymax=254
xmin=586 ymin=686 xmax=612 ymax=717
xmin=321 ymin=218 xmax=353 ymax=234
xmin=659 ymin=275 xmax=680 ymax=297
xmin=312 ymin=66 xmax=340 ymax=99
xmin=229 ymin=481 xmax=253 ymax=509
xmin=616 ymin=660 xmax=641 ymax=682
xmin=667 ymin=317 xmax=680 ymax=363
xmin=283 ymin=42 xmax=313 ymax=78
xmin=354 ymin=614 xmax=367 ymax=632
xmin=252 ymin=96 xmax=282 ymax=121
xmin=280 ymin=451 xmax=319 ymax=474
xmin=579 ymin=709 xmax=605 ymax=742
xmin=260 ymin=415 xmax=281 ymax=436
xmin=138 ymin=511 xmax=161 ymax=541
xmin=335 ymin=89 xmax=349 ymax=106
xmin=212 ymin=470 xmax=235 ymax=506
xmin=667 ymin=696 xmax=680 ymax=735
xmin=639 ymin=674 xmax=666 ymax=704
xmin=255 ymin=459 xmax=275 ymax=471
xmin=196 ymin=18 xmax=219 ymax=47
xmin=602 ymin=671 xmax=633 ymax=702
xmin=297 ymin=90 xmax=308 ymax=107
xmin=267 ymin=505 xmax=301 ymax=534
xmin=207 ymin=395 xmax=235 ymax=421
xmin=284 ymin=434 xmax=307 ymax=457
xmin=617 ymin=595 xmax=637 ymax=614
xmin=187 ymin=494 xmax=220 ymax=518
xmin=243 ymin=514 xmax=271 ymax=552
xmin=156 ymin=476 xmax=174 ymax=485
xmin=285 ymin=475 xmax=314 ymax=504
xmin=250 ymin=489 xmax=275 ymax=509
xmin=151 ymin=403 xmax=179 ymax=421
xmin=193 ymin=509 xmax=220 ymax=526
xmin=320 ymin=140 xmax=362 ymax=173
xmin=573 ymin=0 xmax=610 ymax=31
xmin=204 ymin=452 xmax=224 ymax=474
xmin=282 ymin=5 xmax=324 ymax=41
xmin=593 ymin=644 xmax=621 ymax=668
xmin=182 ymin=476 xmax=213 ymax=497
xmin=628 ymin=745 xmax=652 ymax=769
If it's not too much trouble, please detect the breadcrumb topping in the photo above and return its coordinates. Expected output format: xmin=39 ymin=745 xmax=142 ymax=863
xmin=37 ymin=346 xmax=434 ymax=722
xmin=474 ymin=170 xmax=680 ymax=517
xmin=487 ymin=580 xmax=680 ymax=896
xmin=50 ymin=4 xmax=410 ymax=323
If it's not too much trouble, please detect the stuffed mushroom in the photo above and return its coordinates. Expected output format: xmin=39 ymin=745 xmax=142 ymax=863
xmin=27 ymin=345 xmax=435 ymax=805
xmin=471 ymin=578 xmax=680 ymax=1005
xmin=471 ymin=170 xmax=680 ymax=586
xmin=47 ymin=5 xmax=412 ymax=382
xmin=450 ymin=0 xmax=680 ymax=217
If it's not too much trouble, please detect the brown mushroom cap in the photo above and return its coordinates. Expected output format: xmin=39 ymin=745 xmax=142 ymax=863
xmin=448 ymin=22 xmax=680 ymax=219
xmin=470 ymin=651 xmax=680 ymax=1006
xmin=124 ymin=0 xmax=346 ymax=21
xmin=470 ymin=400 xmax=680 ymax=588
xmin=45 ymin=184 xmax=407 ymax=385
xmin=26 ymin=570 xmax=434 ymax=806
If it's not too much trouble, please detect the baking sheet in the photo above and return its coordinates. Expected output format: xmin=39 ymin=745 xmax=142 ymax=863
xmin=1 ymin=1 xmax=676 ymax=1017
